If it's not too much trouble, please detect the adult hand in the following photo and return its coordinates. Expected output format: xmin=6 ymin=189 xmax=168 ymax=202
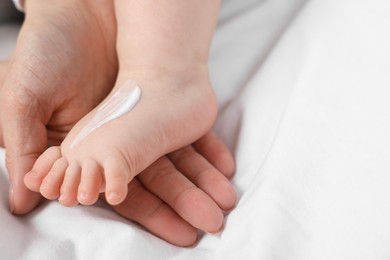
xmin=0 ymin=1 xmax=236 ymax=247
xmin=0 ymin=0 xmax=118 ymax=214
xmin=111 ymin=132 xmax=236 ymax=247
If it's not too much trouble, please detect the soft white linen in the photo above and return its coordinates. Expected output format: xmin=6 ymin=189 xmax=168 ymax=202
xmin=1 ymin=0 xmax=390 ymax=259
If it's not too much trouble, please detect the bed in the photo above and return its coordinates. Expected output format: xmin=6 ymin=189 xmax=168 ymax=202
xmin=1 ymin=0 xmax=390 ymax=259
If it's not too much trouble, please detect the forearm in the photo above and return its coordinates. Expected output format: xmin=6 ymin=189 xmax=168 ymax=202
xmin=115 ymin=0 xmax=220 ymax=71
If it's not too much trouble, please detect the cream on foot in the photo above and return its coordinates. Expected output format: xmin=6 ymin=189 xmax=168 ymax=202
xmin=24 ymin=69 xmax=217 ymax=206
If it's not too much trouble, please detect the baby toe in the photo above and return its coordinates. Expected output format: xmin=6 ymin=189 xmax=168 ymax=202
xmin=77 ymin=159 xmax=102 ymax=205
xmin=58 ymin=162 xmax=81 ymax=207
xmin=24 ymin=146 xmax=62 ymax=192
xmin=103 ymin=158 xmax=129 ymax=205
xmin=40 ymin=158 xmax=68 ymax=200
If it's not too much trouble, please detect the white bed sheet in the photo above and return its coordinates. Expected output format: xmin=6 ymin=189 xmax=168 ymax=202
xmin=1 ymin=0 xmax=390 ymax=259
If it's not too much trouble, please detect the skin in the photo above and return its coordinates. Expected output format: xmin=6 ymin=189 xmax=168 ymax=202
xmin=0 ymin=0 xmax=236 ymax=247
xmin=0 ymin=60 xmax=7 ymax=146
xmin=110 ymin=132 xmax=236 ymax=246
xmin=1 ymin=0 xmax=118 ymax=215
xmin=24 ymin=0 xmax=225 ymax=214
xmin=1 ymin=58 xmax=236 ymax=245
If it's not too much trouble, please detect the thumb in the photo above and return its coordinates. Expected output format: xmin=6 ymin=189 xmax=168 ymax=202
xmin=1 ymin=83 xmax=48 ymax=215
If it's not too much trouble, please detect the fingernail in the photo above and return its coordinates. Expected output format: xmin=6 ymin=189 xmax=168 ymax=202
xmin=58 ymin=194 xmax=66 ymax=202
xmin=222 ymin=204 xmax=237 ymax=214
xmin=208 ymin=223 xmax=225 ymax=236
xmin=9 ymin=186 xmax=15 ymax=214
xmin=107 ymin=191 xmax=120 ymax=204
xmin=186 ymin=233 xmax=202 ymax=248
xmin=78 ymin=191 xmax=87 ymax=202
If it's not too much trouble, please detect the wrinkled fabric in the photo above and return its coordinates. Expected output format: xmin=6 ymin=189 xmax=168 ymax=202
xmin=1 ymin=0 xmax=390 ymax=259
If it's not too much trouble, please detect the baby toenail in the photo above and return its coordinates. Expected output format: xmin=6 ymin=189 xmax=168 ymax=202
xmin=107 ymin=191 xmax=121 ymax=203
xmin=26 ymin=170 xmax=38 ymax=177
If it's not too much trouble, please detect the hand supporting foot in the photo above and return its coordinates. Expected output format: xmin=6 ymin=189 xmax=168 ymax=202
xmin=0 ymin=0 xmax=117 ymax=214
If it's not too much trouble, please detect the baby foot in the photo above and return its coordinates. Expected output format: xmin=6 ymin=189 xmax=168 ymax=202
xmin=24 ymin=68 xmax=217 ymax=206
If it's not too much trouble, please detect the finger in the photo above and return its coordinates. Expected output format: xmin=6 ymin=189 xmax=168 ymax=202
xmin=1 ymin=81 xmax=49 ymax=214
xmin=138 ymin=157 xmax=224 ymax=233
xmin=193 ymin=131 xmax=235 ymax=178
xmin=168 ymin=146 xmax=236 ymax=211
xmin=110 ymin=178 xmax=198 ymax=247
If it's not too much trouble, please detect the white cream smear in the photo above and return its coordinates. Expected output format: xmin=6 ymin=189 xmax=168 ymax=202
xmin=71 ymin=80 xmax=142 ymax=148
